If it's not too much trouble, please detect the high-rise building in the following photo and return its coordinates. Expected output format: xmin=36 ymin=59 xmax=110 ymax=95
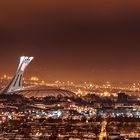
xmin=117 ymin=93 xmax=128 ymax=103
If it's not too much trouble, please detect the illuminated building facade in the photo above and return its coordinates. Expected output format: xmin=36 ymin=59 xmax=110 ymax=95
xmin=1 ymin=56 xmax=34 ymax=94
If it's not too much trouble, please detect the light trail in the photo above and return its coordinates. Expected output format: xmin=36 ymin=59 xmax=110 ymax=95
xmin=99 ymin=121 xmax=107 ymax=140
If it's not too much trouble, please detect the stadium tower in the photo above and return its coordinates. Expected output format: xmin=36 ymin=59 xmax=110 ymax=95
xmin=1 ymin=56 xmax=34 ymax=94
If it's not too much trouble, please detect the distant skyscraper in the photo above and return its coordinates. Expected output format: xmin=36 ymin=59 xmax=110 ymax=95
xmin=117 ymin=93 xmax=128 ymax=103
xmin=1 ymin=56 xmax=34 ymax=94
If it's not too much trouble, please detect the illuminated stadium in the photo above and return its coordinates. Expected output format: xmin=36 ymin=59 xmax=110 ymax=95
xmin=0 ymin=56 xmax=77 ymax=99
xmin=13 ymin=87 xmax=77 ymax=98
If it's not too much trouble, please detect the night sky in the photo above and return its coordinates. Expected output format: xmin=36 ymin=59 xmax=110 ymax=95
xmin=0 ymin=0 xmax=140 ymax=82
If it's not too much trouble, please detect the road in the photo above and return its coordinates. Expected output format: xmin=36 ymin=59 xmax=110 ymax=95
xmin=99 ymin=121 xmax=107 ymax=140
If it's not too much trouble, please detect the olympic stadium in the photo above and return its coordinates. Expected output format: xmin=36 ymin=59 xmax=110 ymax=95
xmin=0 ymin=56 xmax=77 ymax=99
xmin=13 ymin=87 xmax=77 ymax=98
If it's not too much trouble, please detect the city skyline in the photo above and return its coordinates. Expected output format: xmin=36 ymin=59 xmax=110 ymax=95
xmin=0 ymin=1 xmax=140 ymax=139
xmin=0 ymin=1 xmax=140 ymax=82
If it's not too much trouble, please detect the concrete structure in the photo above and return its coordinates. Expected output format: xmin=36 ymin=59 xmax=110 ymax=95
xmin=1 ymin=56 xmax=34 ymax=94
xmin=13 ymin=87 xmax=77 ymax=98
xmin=0 ymin=56 xmax=77 ymax=99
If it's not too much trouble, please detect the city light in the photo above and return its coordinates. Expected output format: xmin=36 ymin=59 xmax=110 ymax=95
xmin=0 ymin=57 xmax=139 ymax=139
